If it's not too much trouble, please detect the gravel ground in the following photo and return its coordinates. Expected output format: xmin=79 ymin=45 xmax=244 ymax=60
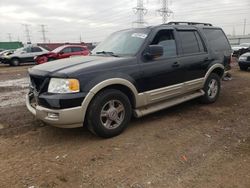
xmin=0 ymin=64 xmax=249 ymax=188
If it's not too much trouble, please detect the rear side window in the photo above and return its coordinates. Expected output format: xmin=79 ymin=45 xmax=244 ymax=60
xmin=72 ymin=47 xmax=83 ymax=52
xmin=203 ymin=28 xmax=231 ymax=51
xmin=178 ymin=30 xmax=205 ymax=54
xmin=32 ymin=47 xmax=42 ymax=52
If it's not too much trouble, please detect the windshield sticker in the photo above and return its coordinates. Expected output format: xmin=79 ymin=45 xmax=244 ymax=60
xmin=131 ymin=33 xmax=147 ymax=39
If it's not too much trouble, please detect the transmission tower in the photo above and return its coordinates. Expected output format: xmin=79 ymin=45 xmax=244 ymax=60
xmin=7 ymin=33 xmax=12 ymax=42
xmin=157 ymin=0 xmax=173 ymax=24
xmin=23 ymin=24 xmax=31 ymax=43
xmin=40 ymin=24 xmax=48 ymax=43
xmin=133 ymin=0 xmax=147 ymax=28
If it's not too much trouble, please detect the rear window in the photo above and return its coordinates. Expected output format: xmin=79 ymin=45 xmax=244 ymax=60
xmin=203 ymin=28 xmax=231 ymax=51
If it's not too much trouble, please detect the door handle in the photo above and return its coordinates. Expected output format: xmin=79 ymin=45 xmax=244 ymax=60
xmin=172 ymin=62 xmax=180 ymax=68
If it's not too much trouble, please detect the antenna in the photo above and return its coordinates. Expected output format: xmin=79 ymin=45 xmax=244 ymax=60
xmin=133 ymin=0 xmax=148 ymax=28
xmin=40 ymin=24 xmax=48 ymax=43
xmin=22 ymin=24 xmax=31 ymax=43
xmin=157 ymin=0 xmax=173 ymax=24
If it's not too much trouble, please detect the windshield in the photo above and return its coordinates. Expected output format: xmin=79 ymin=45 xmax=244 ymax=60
xmin=92 ymin=28 xmax=150 ymax=56
xmin=52 ymin=46 xmax=66 ymax=53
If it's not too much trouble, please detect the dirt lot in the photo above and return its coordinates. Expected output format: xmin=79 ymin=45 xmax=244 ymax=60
xmin=0 ymin=63 xmax=250 ymax=188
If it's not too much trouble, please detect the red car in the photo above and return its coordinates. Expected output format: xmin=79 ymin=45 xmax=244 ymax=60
xmin=35 ymin=45 xmax=89 ymax=64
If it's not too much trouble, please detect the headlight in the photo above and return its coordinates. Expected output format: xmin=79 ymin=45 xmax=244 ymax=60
xmin=239 ymin=56 xmax=247 ymax=61
xmin=48 ymin=78 xmax=80 ymax=93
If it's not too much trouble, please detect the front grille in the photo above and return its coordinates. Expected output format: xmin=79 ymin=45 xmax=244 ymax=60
xmin=30 ymin=75 xmax=49 ymax=93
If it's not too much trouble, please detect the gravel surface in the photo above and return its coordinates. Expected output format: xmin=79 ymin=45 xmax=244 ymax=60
xmin=0 ymin=64 xmax=249 ymax=188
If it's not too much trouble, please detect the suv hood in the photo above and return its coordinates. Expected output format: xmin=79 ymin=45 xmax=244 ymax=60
xmin=29 ymin=55 xmax=135 ymax=77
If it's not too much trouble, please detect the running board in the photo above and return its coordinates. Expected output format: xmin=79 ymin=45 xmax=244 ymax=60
xmin=134 ymin=90 xmax=205 ymax=118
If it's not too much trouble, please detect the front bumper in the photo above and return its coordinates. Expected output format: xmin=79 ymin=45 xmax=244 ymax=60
xmin=26 ymin=94 xmax=84 ymax=128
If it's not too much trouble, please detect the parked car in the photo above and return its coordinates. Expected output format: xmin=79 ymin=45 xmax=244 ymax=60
xmin=34 ymin=45 xmax=89 ymax=64
xmin=26 ymin=22 xmax=231 ymax=138
xmin=1 ymin=45 xmax=48 ymax=66
xmin=238 ymin=52 xmax=250 ymax=71
xmin=232 ymin=43 xmax=250 ymax=57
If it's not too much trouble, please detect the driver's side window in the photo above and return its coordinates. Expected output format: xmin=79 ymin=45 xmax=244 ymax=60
xmin=151 ymin=30 xmax=177 ymax=58
xmin=61 ymin=47 xmax=71 ymax=53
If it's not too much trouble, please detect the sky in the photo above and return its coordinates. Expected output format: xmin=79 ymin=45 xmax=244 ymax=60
xmin=0 ymin=0 xmax=249 ymax=43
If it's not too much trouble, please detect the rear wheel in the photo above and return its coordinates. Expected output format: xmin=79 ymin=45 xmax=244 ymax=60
xmin=239 ymin=65 xmax=248 ymax=71
xmin=86 ymin=89 xmax=132 ymax=138
xmin=200 ymin=73 xmax=221 ymax=104
xmin=10 ymin=58 xmax=20 ymax=66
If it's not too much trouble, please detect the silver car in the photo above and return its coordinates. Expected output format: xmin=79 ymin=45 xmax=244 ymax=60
xmin=1 ymin=45 xmax=48 ymax=66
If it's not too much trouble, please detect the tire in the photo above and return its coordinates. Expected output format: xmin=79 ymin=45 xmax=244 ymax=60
xmin=200 ymin=73 xmax=221 ymax=104
xmin=239 ymin=65 xmax=248 ymax=71
xmin=86 ymin=89 xmax=132 ymax=138
xmin=10 ymin=58 xmax=20 ymax=66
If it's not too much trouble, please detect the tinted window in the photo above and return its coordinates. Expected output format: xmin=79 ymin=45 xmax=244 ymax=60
xmin=194 ymin=32 xmax=205 ymax=52
xmin=32 ymin=47 xmax=42 ymax=52
xmin=61 ymin=47 xmax=72 ymax=53
xmin=203 ymin=28 xmax=231 ymax=51
xmin=151 ymin=30 xmax=177 ymax=58
xmin=72 ymin=47 xmax=83 ymax=52
xmin=178 ymin=30 xmax=202 ymax=54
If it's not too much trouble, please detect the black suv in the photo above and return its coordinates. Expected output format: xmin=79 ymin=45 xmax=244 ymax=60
xmin=26 ymin=22 xmax=231 ymax=138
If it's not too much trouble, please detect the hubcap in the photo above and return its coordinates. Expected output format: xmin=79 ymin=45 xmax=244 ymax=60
xmin=207 ymin=79 xmax=218 ymax=99
xmin=100 ymin=100 xmax=125 ymax=129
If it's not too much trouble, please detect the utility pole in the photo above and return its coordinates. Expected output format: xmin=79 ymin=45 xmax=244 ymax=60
xmin=80 ymin=34 xmax=82 ymax=43
xmin=133 ymin=0 xmax=147 ymax=28
xmin=23 ymin=24 xmax=31 ymax=43
xmin=243 ymin=18 xmax=246 ymax=35
xmin=232 ymin=26 xmax=236 ymax=36
xmin=40 ymin=24 xmax=48 ymax=43
xmin=157 ymin=0 xmax=173 ymax=24
xmin=7 ymin=33 xmax=12 ymax=42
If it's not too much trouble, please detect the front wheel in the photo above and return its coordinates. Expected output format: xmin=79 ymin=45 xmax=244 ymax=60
xmin=200 ymin=73 xmax=221 ymax=104
xmin=86 ymin=89 xmax=132 ymax=138
xmin=10 ymin=58 xmax=20 ymax=66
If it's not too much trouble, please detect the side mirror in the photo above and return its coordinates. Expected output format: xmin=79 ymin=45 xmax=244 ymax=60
xmin=144 ymin=45 xmax=163 ymax=60
xmin=59 ymin=51 xmax=64 ymax=54
xmin=21 ymin=51 xmax=26 ymax=54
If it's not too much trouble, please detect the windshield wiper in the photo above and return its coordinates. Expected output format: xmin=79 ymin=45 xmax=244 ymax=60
xmin=96 ymin=51 xmax=119 ymax=57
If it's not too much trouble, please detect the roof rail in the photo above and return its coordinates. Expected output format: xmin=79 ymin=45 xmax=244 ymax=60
xmin=166 ymin=22 xmax=212 ymax=26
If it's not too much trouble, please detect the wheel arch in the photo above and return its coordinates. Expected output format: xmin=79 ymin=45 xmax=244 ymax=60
xmin=204 ymin=64 xmax=224 ymax=84
xmin=81 ymin=78 xmax=144 ymax=125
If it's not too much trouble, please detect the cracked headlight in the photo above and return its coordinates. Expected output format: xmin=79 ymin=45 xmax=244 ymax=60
xmin=48 ymin=78 xmax=80 ymax=93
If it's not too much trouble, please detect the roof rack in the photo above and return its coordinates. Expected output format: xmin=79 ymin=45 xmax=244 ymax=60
xmin=166 ymin=22 xmax=212 ymax=26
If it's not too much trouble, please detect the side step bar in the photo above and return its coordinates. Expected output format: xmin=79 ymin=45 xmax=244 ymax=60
xmin=134 ymin=90 xmax=205 ymax=118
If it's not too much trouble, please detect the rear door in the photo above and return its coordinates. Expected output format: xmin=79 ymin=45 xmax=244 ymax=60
xmin=176 ymin=29 xmax=209 ymax=81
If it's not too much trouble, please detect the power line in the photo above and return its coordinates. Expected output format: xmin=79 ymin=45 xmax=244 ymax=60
xmin=22 ymin=24 xmax=31 ymax=43
xmin=40 ymin=24 xmax=48 ymax=43
xmin=157 ymin=0 xmax=173 ymax=23
xmin=133 ymin=0 xmax=148 ymax=28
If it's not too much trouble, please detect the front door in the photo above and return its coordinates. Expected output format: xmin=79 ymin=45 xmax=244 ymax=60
xmin=139 ymin=29 xmax=185 ymax=92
